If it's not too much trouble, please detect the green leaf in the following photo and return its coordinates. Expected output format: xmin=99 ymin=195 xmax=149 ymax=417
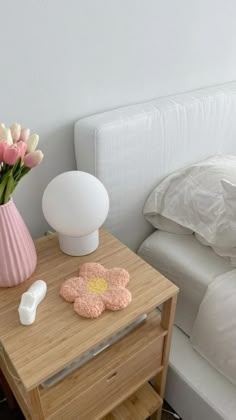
xmin=17 ymin=166 xmax=31 ymax=181
xmin=12 ymin=158 xmax=22 ymax=177
xmin=0 ymin=174 xmax=10 ymax=205
xmin=3 ymin=172 xmax=16 ymax=204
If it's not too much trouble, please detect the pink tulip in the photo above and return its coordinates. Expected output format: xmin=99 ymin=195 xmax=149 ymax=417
xmin=23 ymin=150 xmax=44 ymax=168
xmin=10 ymin=123 xmax=21 ymax=142
xmin=3 ymin=144 xmax=21 ymax=165
xmin=19 ymin=128 xmax=30 ymax=142
xmin=0 ymin=141 xmax=9 ymax=161
xmin=17 ymin=141 xmax=27 ymax=158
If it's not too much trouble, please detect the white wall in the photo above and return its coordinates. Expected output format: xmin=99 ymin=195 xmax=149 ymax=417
xmin=1 ymin=0 xmax=236 ymax=237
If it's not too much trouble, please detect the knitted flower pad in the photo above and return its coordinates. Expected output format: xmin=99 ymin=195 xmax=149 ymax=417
xmin=60 ymin=262 xmax=132 ymax=318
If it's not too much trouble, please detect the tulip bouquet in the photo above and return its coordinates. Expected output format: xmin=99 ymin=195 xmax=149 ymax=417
xmin=0 ymin=123 xmax=44 ymax=205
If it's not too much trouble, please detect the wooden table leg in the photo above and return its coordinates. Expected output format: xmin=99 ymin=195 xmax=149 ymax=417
xmin=28 ymin=387 xmax=45 ymax=420
xmin=151 ymin=295 xmax=177 ymax=420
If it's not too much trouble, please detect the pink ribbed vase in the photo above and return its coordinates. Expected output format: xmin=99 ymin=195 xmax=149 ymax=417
xmin=0 ymin=199 xmax=37 ymax=287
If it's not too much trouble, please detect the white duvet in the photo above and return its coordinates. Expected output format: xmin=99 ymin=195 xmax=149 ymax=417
xmin=144 ymin=155 xmax=236 ymax=266
xmin=191 ymin=269 xmax=236 ymax=385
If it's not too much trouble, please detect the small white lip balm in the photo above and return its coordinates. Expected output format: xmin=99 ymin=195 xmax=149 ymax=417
xmin=18 ymin=280 xmax=47 ymax=325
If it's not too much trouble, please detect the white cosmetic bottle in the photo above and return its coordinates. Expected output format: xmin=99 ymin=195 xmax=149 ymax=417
xmin=18 ymin=280 xmax=47 ymax=325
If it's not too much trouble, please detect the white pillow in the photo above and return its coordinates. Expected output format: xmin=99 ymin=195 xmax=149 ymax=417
xmin=144 ymin=155 xmax=236 ymax=263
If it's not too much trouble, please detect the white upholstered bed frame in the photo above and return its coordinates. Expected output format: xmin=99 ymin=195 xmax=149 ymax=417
xmin=74 ymin=82 xmax=236 ymax=420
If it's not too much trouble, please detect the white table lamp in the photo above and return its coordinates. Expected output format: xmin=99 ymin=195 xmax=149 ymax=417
xmin=42 ymin=171 xmax=109 ymax=256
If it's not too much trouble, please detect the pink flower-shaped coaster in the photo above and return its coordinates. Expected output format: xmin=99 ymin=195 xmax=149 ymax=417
xmin=60 ymin=262 xmax=132 ymax=318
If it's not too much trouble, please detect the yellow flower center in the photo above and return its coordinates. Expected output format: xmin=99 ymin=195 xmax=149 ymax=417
xmin=87 ymin=277 xmax=108 ymax=294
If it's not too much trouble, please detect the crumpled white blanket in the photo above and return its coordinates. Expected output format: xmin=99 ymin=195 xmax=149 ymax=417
xmin=191 ymin=269 xmax=236 ymax=385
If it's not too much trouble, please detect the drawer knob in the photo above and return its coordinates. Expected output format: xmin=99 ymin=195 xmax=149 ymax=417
xmin=106 ymin=372 xmax=117 ymax=382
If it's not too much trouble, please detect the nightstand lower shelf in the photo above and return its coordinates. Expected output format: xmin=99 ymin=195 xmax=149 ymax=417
xmin=103 ymin=382 xmax=163 ymax=420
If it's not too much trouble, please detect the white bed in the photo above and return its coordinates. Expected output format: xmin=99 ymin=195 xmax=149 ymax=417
xmin=138 ymin=230 xmax=232 ymax=336
xmin=74 ymin=82 xmax=236 ymax=420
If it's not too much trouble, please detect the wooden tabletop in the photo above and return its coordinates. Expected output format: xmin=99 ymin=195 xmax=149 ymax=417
xmin=0 ymin=229 xmax=178 ymax=391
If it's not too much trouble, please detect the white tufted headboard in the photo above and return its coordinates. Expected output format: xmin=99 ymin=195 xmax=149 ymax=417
xmin=74 ymin=82 xmax=236 ymax=251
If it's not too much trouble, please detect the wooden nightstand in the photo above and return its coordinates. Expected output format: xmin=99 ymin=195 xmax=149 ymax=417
xmin=0 ymin=229 xmax=178 ymax=420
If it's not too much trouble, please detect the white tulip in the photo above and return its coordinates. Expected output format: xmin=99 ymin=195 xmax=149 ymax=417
xmin=27 ymin=134 xmax=39 ymax=152
xmin=20 ymin=127 xmax=30 ymax=142
xmin=10 ymin=122 xmax=21 ymax=142
xmin=0 ymin=126 xmax=13 ymax=145
xmin=0 ymin=123 xmax=5 ymax=128
xmin=5 ymin=128 xmax=13 ymax=145
xmin=0 ymin=125 xmax=6 ymax=140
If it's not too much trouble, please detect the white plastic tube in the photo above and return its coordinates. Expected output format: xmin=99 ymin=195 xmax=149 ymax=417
xmin=18 ymin=280 xmax=47 ymax=325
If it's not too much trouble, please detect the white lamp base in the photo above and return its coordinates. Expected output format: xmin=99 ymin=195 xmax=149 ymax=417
xmin=58 ymin=231 xmax=99 ymax=256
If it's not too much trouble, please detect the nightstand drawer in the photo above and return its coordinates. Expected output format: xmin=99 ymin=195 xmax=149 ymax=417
xmin=41 ymin=311 xmax=167 ymax=419
xmin=73 ymin=334 xmax=164 ymax=419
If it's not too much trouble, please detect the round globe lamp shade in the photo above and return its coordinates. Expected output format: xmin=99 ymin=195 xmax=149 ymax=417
xmin=42 ymin=171 xmax=109 ymax=256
